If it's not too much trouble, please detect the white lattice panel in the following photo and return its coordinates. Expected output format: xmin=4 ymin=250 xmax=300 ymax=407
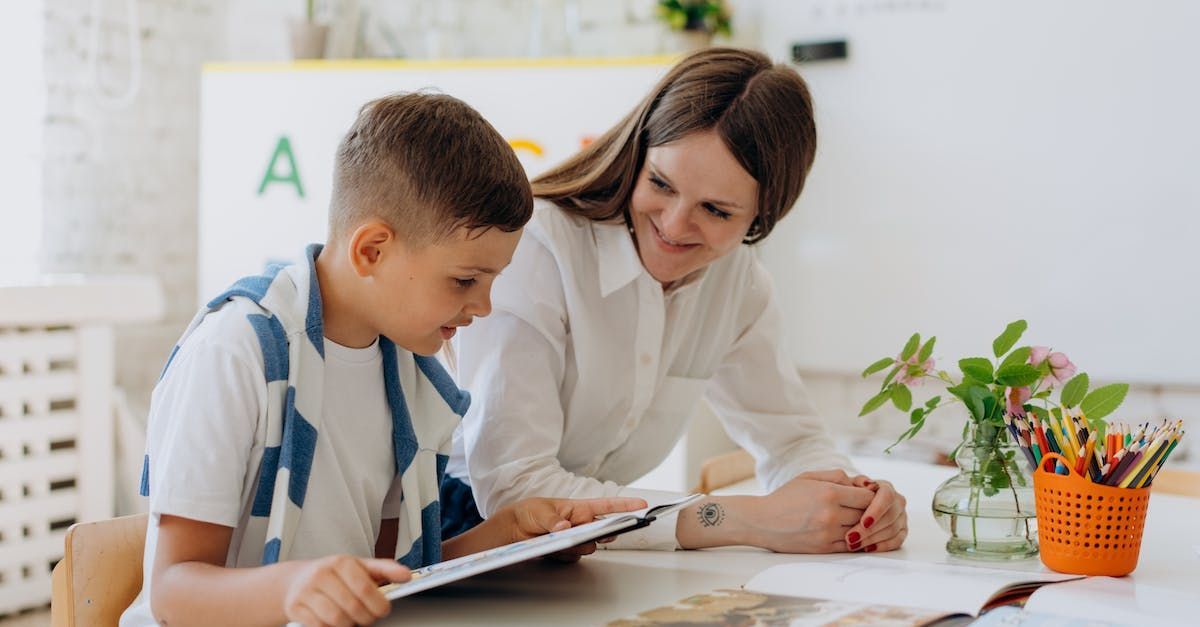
xmin=0 ymin=278 xmax=162 ymax=616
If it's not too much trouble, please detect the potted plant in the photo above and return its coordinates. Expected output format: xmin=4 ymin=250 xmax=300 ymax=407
xmin=656 ymin=0 xmax=731 ymax=53
xmin=860 ymin=320 xmax=1129 ymax=560
xmin=289 ymin=0 xmax=329 ymax=60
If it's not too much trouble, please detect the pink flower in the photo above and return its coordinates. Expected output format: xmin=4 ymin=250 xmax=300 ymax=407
xmin=1029 ymin=345 xmax=1076 ymax=387
xmin=1006 ymin=386 xmax=1031 ymax=417
xmin=896 ymin=354 xmax=935 ymax=386
xmin=1045 ymin=352 xmax=1076 ymax=385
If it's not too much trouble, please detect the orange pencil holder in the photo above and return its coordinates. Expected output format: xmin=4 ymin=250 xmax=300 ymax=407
xmin=1033 ymin=452 xmax=1150 ymax=576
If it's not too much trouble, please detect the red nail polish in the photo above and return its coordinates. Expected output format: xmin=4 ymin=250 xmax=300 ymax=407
xmin=866 ymin=544 xmax=878 ymax=553
xmin=849 ymin=542 xmax=861 ymax=551
xmin=863 ymin=516 xmax=875 ymax=529
xmin=847 ymin=531 xmax=861 ymax=544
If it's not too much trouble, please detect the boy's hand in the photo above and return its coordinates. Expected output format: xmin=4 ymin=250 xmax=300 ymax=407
xmin=282 ymin=554 xmax=410 ymax=627
xmin=489 ymin=496 xmax=648 ymax=562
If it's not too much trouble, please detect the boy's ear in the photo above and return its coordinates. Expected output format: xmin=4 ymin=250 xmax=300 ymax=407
xmin=347 ymin=221 xmax=397 ymax=278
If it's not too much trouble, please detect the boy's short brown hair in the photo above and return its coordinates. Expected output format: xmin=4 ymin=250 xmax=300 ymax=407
xmin=329 ymin=92 xmax=533 ymax=244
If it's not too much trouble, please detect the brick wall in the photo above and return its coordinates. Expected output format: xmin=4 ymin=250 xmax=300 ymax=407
xmin=41 ymin=0 xmax=221 ymax=412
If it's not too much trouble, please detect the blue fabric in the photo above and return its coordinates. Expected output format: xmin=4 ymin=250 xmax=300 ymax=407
xmin=139 ymin=454 xmax=150 ymax=497
xmin=439 ymin=475 xmax=485 ymax=540
xmin=251 ymin=446 xmax=281 ymax=517
xmin=398 ymin=500 xmax=445 ymax=568
xmin=381 ymin=338 xmax=419 ymax=475
xmin=415 ymin=354 xmax=471 ymax=417
xmin=205 ymin=263 xmax=283 ymax=309
xmin=246 ymin=313 xmax=289 ymax=382
xmin=157 ymin=345 xmax=180 ymax=382
xmin=302 ymin=243 xmax=325 ymax=358
xmin=280 ymin=388 xmax=318 ymax=508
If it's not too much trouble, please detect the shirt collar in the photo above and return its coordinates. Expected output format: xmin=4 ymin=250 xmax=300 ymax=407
xmin=592 ymin=219 xmax=711 ymax=297
xmin=593 ymin=220 xmax=645 ymax=298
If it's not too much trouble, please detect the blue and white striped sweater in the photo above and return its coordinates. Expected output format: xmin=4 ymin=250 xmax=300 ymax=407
xmin=141 ymin=243 xmax=468 ymax=568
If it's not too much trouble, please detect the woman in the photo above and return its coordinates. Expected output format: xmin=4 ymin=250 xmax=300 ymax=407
xmin=443 ymin=47 xmax=907 ymax=553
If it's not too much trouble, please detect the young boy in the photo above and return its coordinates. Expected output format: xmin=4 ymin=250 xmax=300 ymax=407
xmin=120 ymin=93 xmax=645 ymax=627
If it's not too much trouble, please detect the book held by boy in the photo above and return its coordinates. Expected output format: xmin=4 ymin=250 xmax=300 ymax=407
xmin=380 ymin=494 xmax=703 ymax=600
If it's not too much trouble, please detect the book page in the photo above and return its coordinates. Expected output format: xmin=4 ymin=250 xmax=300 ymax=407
xmin=969 ymin=605 xmax=1130 ymax=626
xmin=607 ymin=589 xmax=951 ymax=627
xmin=381 ymin=493 xmax=703 ymax=600
xmin=744 ymin=557 xmax=1078 ymax=616
xmin=1023 ymin=576 xmax=1200 ymax=627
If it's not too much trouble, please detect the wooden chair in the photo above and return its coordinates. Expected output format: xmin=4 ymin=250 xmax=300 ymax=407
xmin=694 ymin=448 xmax=756 ymax=493
xmin=50 ymin=513 xmax=148 ymax=627
xmin=1151 ymin=468 xmax=1200 ymax=498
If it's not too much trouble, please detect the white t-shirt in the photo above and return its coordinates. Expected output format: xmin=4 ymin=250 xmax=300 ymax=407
xmin=121 ymin=300 xmax=400 ymax=627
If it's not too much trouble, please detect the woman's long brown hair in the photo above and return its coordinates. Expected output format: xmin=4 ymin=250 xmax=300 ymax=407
xmin=532 ymin=47 xmax=817 ymax=244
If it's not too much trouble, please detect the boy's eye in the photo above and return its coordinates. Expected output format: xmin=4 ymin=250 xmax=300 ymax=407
xmin=703 ymin=203 xmax=732 ymax=220
xmin=454 ymin=277 xmax=477 ymax=289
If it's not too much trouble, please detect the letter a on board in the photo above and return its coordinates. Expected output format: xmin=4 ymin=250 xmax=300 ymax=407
xmin=257 ymin=136 xmax=305 ymax=198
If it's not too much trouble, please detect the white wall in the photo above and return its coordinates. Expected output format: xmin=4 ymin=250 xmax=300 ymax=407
xmin=0 ymin=1 xmax=45 ymax=283
xmin=30 ymin=1 xmax=1194 ymax=507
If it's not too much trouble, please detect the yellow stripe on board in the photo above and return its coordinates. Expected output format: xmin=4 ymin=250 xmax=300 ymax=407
xmin=204 ymin=55 xmax=679 ymax=74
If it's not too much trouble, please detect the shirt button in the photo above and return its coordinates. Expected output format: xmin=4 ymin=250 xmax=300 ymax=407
xmin=640 ymin=353 xmax=653 ymax=365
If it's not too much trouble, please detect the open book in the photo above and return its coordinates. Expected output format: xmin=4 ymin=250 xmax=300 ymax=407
xmin=608 ymin=556 xmax=1199 ymax=626
xmin=380 ymin=494 xmax=703 ymax=600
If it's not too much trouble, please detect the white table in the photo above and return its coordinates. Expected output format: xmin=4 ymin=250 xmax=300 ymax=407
xmin=381 ymin=456 xmax=1200 ymax=625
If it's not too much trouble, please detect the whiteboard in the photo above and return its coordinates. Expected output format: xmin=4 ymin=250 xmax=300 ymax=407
xmin=754 ymin=0 xmax=1200 ymax=384
xmin=199 ymin=58 xmax=672 ymax=300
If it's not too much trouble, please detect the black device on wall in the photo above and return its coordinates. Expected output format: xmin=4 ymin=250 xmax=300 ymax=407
xmin=792 ymin=40 xmax=849 ymax=63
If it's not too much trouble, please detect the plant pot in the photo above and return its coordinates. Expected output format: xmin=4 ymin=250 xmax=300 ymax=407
xmin=663 ymin=29 xmax=713 ymax=54
xmin=288 ymin=19 xmax=329 ymax=60
xmin=931 ymin=421 xmax=1039 ymax=560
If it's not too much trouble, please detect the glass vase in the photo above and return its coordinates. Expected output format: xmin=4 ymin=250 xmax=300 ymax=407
xmin=931 ymin=420 xmax=1038 ymax=560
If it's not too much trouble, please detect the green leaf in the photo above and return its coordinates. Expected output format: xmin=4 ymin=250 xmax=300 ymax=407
xmin=1080 ymin=383 xmax=1129 ymax=421
xmin=891 ymin=384 xmax=913 ymax=411
xmin=982 ymin=394 xmax=1002 ymax=422
xmin=924 ymin=395 xmax=942 ymax=409
xmin=900 ymin=333 xmax=921 ymax=361
xmin=994 ymin=363 xmax=1041 ymax=387
xmin=993 ymin=320 xmax=1028 ymax=357
xmin=989 ymin=467 xmax=1011 ymax=490
xmin=862 ymin=357 xmax=895 ymax=378
xmin=1028 ymin=405 xmax=1050 ymax=422
xmin=1032 ymin=389 xmax=1052 ymax=400
xmin=918 ymin=336 xmax=937 ymax=362
xmin=885 ymin=418 xmax=927 ymax=453
xmin=958 ymin=357 xmax=994 ymax=383
xmin=998 ymin=346 xmax=1033 ymax=370
xmin=965 ymin=385 xmax=990 ymax=421
xmin=881 ymin=365 xmax=902 ymax=388
xmin=859 ymin=387 xmax=892 ymax=417
xmin=910 ymin=407 xmax=925 ymax=424
xmin=1060 ymin=373 xmax=1090 ymax=408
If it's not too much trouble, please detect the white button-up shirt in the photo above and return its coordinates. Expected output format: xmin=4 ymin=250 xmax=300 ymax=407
xmin=447 ymin=202 xmax=853 ymax=549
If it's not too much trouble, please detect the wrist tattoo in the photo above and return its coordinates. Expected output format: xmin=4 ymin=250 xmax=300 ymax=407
xmin=697 ymin=502 xmax=725 ymax=527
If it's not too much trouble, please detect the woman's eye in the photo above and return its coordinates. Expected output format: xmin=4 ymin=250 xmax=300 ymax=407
xmin=704 ymin=203 xmax=732 ymax=220
xmin=454 ymin=277 xmax=477 ymax=289
xmin=649 ymin=175 xmax=671 ymax=191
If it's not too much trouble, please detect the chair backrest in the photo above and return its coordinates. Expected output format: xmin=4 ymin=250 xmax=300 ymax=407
xmin=1151 ymin=468 xmax=1200 ymax=498
xmin=694 ymin=448 xmax=756 ymax=494
xmin=50 ymin=513 xmax=148 ymax=627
